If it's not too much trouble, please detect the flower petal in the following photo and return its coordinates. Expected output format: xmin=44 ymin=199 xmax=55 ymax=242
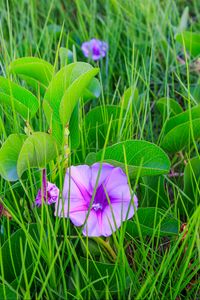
xmin=108 ymin=184 xmax=132 ymax=202
xmin=104 ymin=167 xmax=128 ymax=193
xmin=70 ymin=209 xmax=88 ymax=226
xmin=82 ymin=210 xmax=102 ymax=237
xmin=69 ymin=165 xmax=91 ymax=200
xmin=91 ymin=163 xmax=114 ymax=190
xmin=55 ymin=170 xmax=88 ymax=217
xmin=62 ymin=171 xmax=87 ymax=201
xmin=101 ymin=200 xmax=137 ymax=236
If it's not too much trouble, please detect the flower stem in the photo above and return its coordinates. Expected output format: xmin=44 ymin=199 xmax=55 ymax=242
xmin=42 ymin=168 xmax=47 ymax=200
xmin=93 ymin=237 xmax=117 ymax=261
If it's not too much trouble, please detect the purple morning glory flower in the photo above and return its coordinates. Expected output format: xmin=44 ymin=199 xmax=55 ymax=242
xmin=55 ymin=163 xmax=138 ymax=237
xmin=81 ymin=38 xmax=108 ymax=61
xmin=35 ymin=169 xmax=59 ymax=207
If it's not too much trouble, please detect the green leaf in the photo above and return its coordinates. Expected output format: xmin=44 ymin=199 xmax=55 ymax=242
xmin=161 ymin=105 xmax=200 ymax=152
xmin=43 ymin=62 xmax=98 ymax=143
xmin=180 ymin=156 xmax=200 ymax=213
xmin=121 ymin=86 xmax=139 ymax=108
xmin=90 ymin=140 xmax=170 ymax=178
xmin=83 ymin=78 xmax=101 ymax=102
xmin=74 ymin=257 xmax=128 ymax=294
xmin=176 ymin=31 xmax=200 ymax=57
xmin=126 ymin=207 xmax=179 ymax=238
xmin=59 ymin=47 xmax=74 ymax=66
xmin=141 ymin=175 xmax=169 ymax=208
xmin=156 ymin=97 xmax=183 ymax=118
xmin=9 ymin=57 xmax=53 ymax=92
xmin=191 ymin=80 xmax=200 ymax=103
xmin=85 ymin=105 xmax=124 ymax=128
xmin=0 ymin=285 xmax=17 ymax=300
xmin=0 ymin=76 xmax=39 ymax=119
xmin=84 ymin=105 xmax=125 ymax=147
xmin=85 ymin=152 xmax=96 ymax=165
xmin=59 ymin=67 xmax=99 ymax=125
xmin=17 ymin=132 xmax=59 ymax=178
xmin=0 ymin=134 xmax=27 ymax=181
xmin=175 ymin=7 xmax=189 ymax=35
xmin=69 ymin=102 xmax=80 ymax=150
xmin=0 ymin=224 xmax=38 ymax=283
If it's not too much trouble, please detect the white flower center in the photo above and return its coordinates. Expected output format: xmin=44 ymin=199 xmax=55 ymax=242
xmin=92 ymin=203 xmax=103 ymax=211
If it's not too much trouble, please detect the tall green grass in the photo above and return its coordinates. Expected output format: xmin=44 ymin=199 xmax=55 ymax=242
xmin=0 ymin=0 xmax=199 ymax=299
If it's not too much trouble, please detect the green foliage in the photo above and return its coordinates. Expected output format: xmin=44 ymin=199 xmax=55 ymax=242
xmin=59 ymin=68 xmax=99 ymax=125
xmin=0 ymin=224 xmax=37 ymax=283
xmin=176 ymin=31 xmax=200 ymax=57
xmin=17 ymin=132 xmax=59 ymax=178
xmin=69 ymin=103 xmax=80 ymax=150
xmin=121 ymin=86 xmax=139 ymax=109
xmin=83 ymin=78 xmax=101 ymax=102
xmin=161 ymin=105 xmax=200 ymax=152
xmin=126 ymin=207 xmax=179 ymax=237
xmin=9 ymin=57 xmax=54 ymax=93
xmin=156 ymin=97 xmax=183 ymax=118
xmin=72 ymin=257 xmax=128 ymax=296
xmin=0 ymin=285 xmax=17 ymax=300
xmin=84 ymin=105 xmax=125 ymax=146
xmin=0 ymin=76 xmax=39 ymax=119
xmin=180 ymin=156 xmax=200 ymax=213
xmin=0 ymin=1 xmax=200 ymax=299
xmin=88 ymin=140 xmax=170 ymax=178
xmin=141 ymin=175 xmax=168 ymax=208
xmin=43 ymin=62 xmax=99 ymax=144
xmin=0 ymin=134 xmax=27 ymax=181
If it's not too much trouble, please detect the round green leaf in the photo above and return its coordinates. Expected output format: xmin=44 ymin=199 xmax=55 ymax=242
xmin=121 ymin=86 xmax=139 ymax=108
xmin=59 ymin=47 xmax=74 ymax=66
xmin=0 ymin=284 xmax=17 ymax=300
xmin=0 ymin=134 xmax=27 ymax=181
xmin=43 ymin=62 xmax=98 ymax=143
xmin=164 ymin=105 xmax=200 ymax=134
xmin=93 ymin=140 xmax=170 ymax=178
xmin=126 ymin=208 xmax=179 ymax=238
xmin=161 ymin=118 xmax=200 ymax=152
xmin=69 ymin=103 xmax=80 ymax=150
xmin=161 ymin=105 xmax=200 ymax=152
xmin=0 ymin=224 xmax=38 ymax=283
xmin=156 ymin=97 xmax=183 ymax=118
xmin=176 ymin=31 xmax=200 ymax=57
xmin=0 ymin=76 xmax=39 ymax=119
xmin=179 ymin=156 xmax=200 ymax=213
xmin=9 ymin=57 xmax=53 ymax=92
xmin=59 ymin=67 xmax=99 ymax=125
xmin=84 ymin=105 xmax=126 ymax=147
xmin=85 ymin=105 xmax=124 ymax=128
xmin=17 ymin=132 xmax=59 ymax=178
xmin=83 ymin=78 xmax=101 ymax=102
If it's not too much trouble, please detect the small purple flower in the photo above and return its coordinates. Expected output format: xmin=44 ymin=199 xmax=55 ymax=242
xmin=81 ymin=38 xmax=108 ymax=61
xmin=35 ymin=169 xmax=59 ymax=207
xmin=55 ymin=163 xmax=138 ymax=237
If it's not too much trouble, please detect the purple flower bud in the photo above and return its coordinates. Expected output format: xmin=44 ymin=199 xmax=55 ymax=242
xmin=55 ymin=163 xmax=138 ymax=237
xmin=0 ymin=203 xmax=4 ymax=217
xmin=81 ymin=38 xmax=108 ymax=61
xmin=35 ymin=169 xmax=59 ymax=207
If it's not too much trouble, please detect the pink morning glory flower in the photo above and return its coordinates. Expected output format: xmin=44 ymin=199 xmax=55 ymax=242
xmin=35 ymin=169 xmax=59 ymax=206
xmin=55 ymin=163 xmax=138 ymax=237
xmin=81 ymin=38 xmax=108 ymax=61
